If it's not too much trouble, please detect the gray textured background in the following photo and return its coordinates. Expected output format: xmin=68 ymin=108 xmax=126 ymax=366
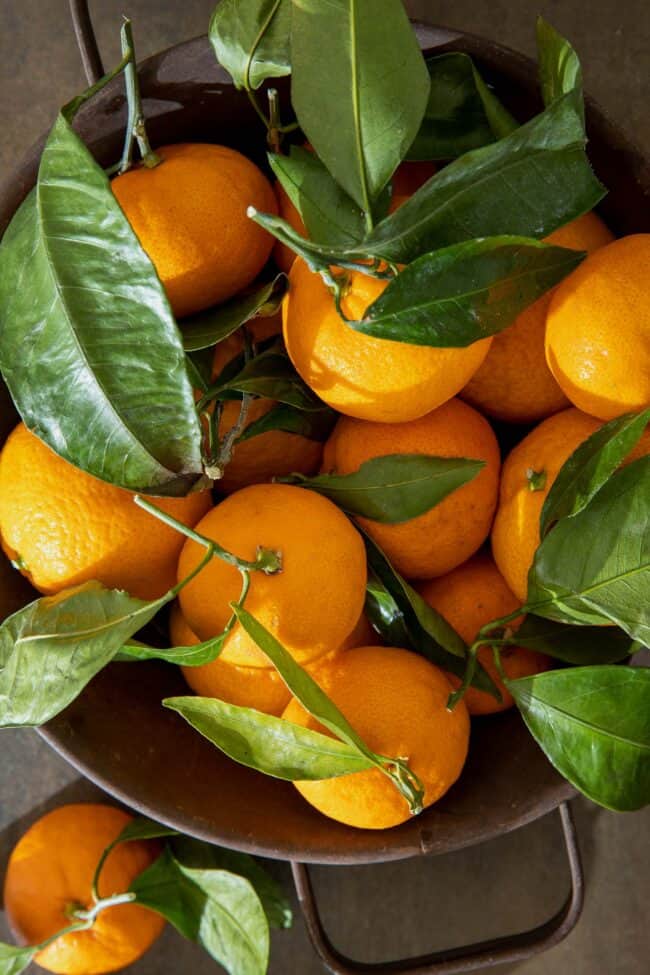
xmin=0 ymin=2 xmax=648 ymax=973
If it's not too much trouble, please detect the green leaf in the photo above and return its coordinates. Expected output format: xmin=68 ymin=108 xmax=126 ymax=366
xmin=209 ymin=0 xmax=291 ymax=90
xmin=114 ymin=816 xmax=179 ymax=844
xmin=355 ymin=237 xmax=584 ymax=346
xmin=508 ymin=666 xmax=650 ymax=811
xmin=362 ymin=532 xmax=497 ymax=697
xmin=512 ymin=616 xmax=635 ymax=665
xmin=355 ymin=91 xmax=604 ymax=264
xmin=0 ymin=944 xmax=35 ymax=975
xmin=231 ymin=605 xmax=424 ymax=811
xmin=536 ymin=18 xmax=583 ymax=111
xmin=185 ymin=349 xmax=215 ymax=392
xmin=286 ymin=453 xmax=484 ymax=523
xmin=164 ymin=695 xmax=374 ymax=780
xmin=208 ymin=348 xmax=325 ymax=411
xmin=237 ymin=402 xmax=337 ymax=444
xmin=0 ymin=582 xmax=166 ymax=727
xmin=131 ymin=846 xmax=270 ymax=975
xmin=170 ymin=836 xmax=292 ymax=930
xmin=407 ymin=52 xmax=516 ymax=161
xmin=540 ymin=409 xmax=650 ymax=537
xmin=290 ymin=0 xmax=430 ymax=211
xmin=527 ymin=458 xmax=650 ymax=644
xmin=117 ymin=632 xmax=225 ymax=666
xmin=269 ymin=148 xmax=365 ymax=247
xmin=364 ymin=578 xmax=410 ymax=647
xmin=0 ymin=113 xmax=202 ymax=495
xmin=181 ymin=275 xmax=287 ymax=353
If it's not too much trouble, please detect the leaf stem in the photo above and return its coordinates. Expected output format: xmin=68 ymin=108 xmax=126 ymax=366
xmin=134 ymin=496 xmax=282 ymax=575
xmin=61 ymin=51 xmax=131 ymax=123
xmin=118 ymin=19 xmax=160 ymax=173
xmin=446 ymin=607 xmax=524 ymax=709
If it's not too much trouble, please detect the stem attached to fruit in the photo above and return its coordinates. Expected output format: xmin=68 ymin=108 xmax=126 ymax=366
xmin=446 ymin=607 xmax=524 ymax=709
xmin=118 ymin=19 xmax=161 ymax=174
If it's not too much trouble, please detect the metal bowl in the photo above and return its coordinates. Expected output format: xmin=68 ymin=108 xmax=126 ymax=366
xmin=0 ymin=24 xmax=648 ymax=872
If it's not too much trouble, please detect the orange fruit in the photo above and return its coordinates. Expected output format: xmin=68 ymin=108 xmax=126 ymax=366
xmin=209 ymin=322 xmax=323 ymax=493
xmin=177 ymin=483 xmax=367 ymax=667
xmin=283 ymin=646 xmax=469 ymax=829
xmin=492 ymin=405 xmax=650 ymax=601
xmin=171 ymin=605 xmax=376 ymax=715
xmin=461 ymin=212 xmax=615 ymax=423
xmin=283 ymin=259 xmax=492 ymax=423
xmin=112 ymin=143 xmax=277 ymax=318
xmin=3 ymin=804 xmax=164 ymax=975
xmin=545 ymin=234 xmax=650 ymax=420
xmin=322 ymin=398 xmax=500 ymax=578
xmin=273 ymin=160 xmax=436 ymax=272
xmin=417 ymin=553 xmax=550 ymax=715
xmin=0 ymin=423 xmax=211 ymax=600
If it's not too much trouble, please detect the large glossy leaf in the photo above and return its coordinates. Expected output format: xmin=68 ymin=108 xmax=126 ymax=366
xmin=290 ymin=0 xmax=429 ymax=211
xmin=362 ymin=533 xmax=497 ymax=696
xmin=536 ymin=17 xmax=583 ymax=111
xmin=181 ymin=275 xmax=287 ymax=352
xmin=528 ymin=458 xmax=650 ymax=645
xmin=540 ymin=409 xmax=650 ymax=537
xmin=356 ymin=237 xmax=583 ymax=346
xmin=131 ymin=845 xmax=270 ymax=975
xmin=286 ymin=454 xmax=483 ymax=523
xmin=170 ymin=836 xmax=292 ymax=930
xmin=407 ymin=52 xmax=517 ymax=161
xmin=354 ymin=92 xmax=604 ymax=264
xmin=164 ymin=695 xmax=374 ymax=780
xmin=232 ymin=605 xmax=424 ymax=811
xmin=508 ymin=666 xmax=650 ymax=811
xmin=209 ymin=0 xmax=291 ymax=89
xmin=0 ymin=582 xmax=166 ymax=727
xmin=269 ymin=148 xmax=365 ymax=247
xmin=0 ymin=114 xmax=202 ymax=495
xmin=0 ymin=945 xmax=34 ymax=975
xmin=512 ymin=616 xmax=635 ymax=665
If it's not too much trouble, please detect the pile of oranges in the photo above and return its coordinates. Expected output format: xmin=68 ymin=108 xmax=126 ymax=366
xmin=1 ymin=141 xmax=649 ymax=833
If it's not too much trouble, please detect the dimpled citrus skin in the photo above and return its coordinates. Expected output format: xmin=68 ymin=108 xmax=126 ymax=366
xmin=462 ymin=213 xmax=615 ymax=423
xmin=210 ymin=322 xmax=323 ymax=494
xmin=111 ymin=143 xmax=277 ymax=318
xmin=323 ymin=399 xmax=500 ymax=578
xmin=177 ymin=483 xmax=367 ymax=667
xmin=283 ymin=259 xmax=492 ymax=423
xmin=283 ymin=646 xmax=469 ymax=829
xmin=545 ymin=234 xmax=650 ymax=420
xmin=172 ymin=605 xmax=376 ymax=715
xmin=417 ymin=553 xmax=550 ymax=715
xmin=0 ymin=424 xmax=211 ymax=600
xmin=3 ymin=804 xmax=164 ymax=975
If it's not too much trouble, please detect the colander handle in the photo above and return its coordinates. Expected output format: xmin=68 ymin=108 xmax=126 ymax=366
xmin=69 ymin=0 xmax=105 ymax=85
xmin=291 ymin=801 xmax=583 ymax=975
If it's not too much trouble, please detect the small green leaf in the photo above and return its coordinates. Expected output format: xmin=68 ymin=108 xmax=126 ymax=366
xmin=181 ymin=275 xmax=287 ymax=353
xmin=164 ymin=696 xmax=374 ymax=780
xmin=237 ymin=402 xmax=337 ymax=444
xmin=0 ymin=113 xmax=202 ymax=495
xmin=286 ymin=453 xmax=483 ymax=523
xmin=355 ymin=92 xmax=604 ymax=265
xmin=115 ymin=817 xmax=179 ymax=844
xmin=355 ymin=237 xmax=584 ymax=347
xmin=207 ymin=348 xmax=325 ymax=412
xmin=511 ymin=616 xmax=635 ymax=665
xmin=528 ymin=457 xmax=650 ymax=644
xmin=0 ymin=582 xmax=167 ymax=727
xmin=290 ymin=0 xmax=430 ymax=211
xmin=269 ymin=148 xmax=366 ymax=247
xmin=540 ymin=408 xmax=650 ymax=536
xmin=364 ymin=577 xmax=409 ymax=647
xmin=117 ymin=632 xmax=225 ymax=666
xmin=231 ymin=605 xmax=424 ymax=812
xmin=209 ymin=0 xmax=291 ymax=90
xmin=0 ymin=944 xmax=35 ymax=975
xmin=407 ymin=52 xmax=516 ymax=161
xmin=536 ymin=18 xmax=583 ymax=112
xmin=508 ymin=666 xmax=650 ymax=811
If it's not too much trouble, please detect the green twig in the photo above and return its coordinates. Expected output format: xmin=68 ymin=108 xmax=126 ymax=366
xmin=446 ymin=607 xmax=524 ymax=709
xmin=119 ymin=19 xmax=160 ymax=173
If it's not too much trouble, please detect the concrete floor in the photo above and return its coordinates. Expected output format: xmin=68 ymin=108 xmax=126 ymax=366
xmin=0 ymin=1 xmax=648 ymax=973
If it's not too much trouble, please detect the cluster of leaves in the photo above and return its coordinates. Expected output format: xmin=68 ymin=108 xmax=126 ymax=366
xmin=0 ymin=816 xmax=292 ymax=975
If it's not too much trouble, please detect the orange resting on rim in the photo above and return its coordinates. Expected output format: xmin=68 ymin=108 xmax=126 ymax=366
xmin=3 ymin=804 xmax=164 ymax=975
